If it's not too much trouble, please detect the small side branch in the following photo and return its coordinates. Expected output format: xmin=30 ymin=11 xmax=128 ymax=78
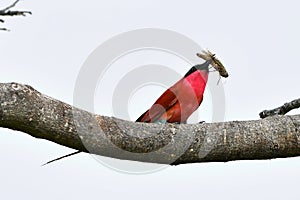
xmin=260 ymin=98 xmax=300 ymax=119
xmin=0 ymin=0 xmax=31 ymax=16
xmin=0 ymin=0 xmax=31 ymax=31
xmin=1 ymin=0 xmax=20 ymax=12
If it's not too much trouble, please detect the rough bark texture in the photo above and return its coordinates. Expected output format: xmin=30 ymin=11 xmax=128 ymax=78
xmin=1 ymin=82 xmax=300 ymax=165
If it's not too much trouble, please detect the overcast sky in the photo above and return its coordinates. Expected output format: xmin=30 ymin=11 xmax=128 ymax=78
xmin=1 ymin=0 xmax=300 ymax=199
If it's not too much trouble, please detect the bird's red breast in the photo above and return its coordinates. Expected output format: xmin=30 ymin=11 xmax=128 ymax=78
xmin=136 ymin=64 xmax=209 ymax=123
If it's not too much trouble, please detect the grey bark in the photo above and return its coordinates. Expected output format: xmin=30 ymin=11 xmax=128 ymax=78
xmin=1 ymin=82 xmax=300 ymax=165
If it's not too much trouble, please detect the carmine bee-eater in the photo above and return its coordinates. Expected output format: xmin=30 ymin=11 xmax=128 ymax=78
xmin=136 ymin=50 xmax=228 ymax=124
xmin=136 ymin=60 xmax=212 ymax=124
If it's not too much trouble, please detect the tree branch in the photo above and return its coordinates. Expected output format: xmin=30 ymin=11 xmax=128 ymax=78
xmin=1 ymin=82 xmax=300 ymax=165
xmin=260 ymin=98 xmax=300 ymax=119
xmin=0 ymin=0 xmax=31 ymax=31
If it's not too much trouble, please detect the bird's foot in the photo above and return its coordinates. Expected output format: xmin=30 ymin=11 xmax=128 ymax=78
xmin=154 ymin=119 xmax=167 ymax=124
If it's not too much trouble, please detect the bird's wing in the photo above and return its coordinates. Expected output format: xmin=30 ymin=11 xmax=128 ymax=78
xmin=136 ymin=86 xmax=179 ymax=123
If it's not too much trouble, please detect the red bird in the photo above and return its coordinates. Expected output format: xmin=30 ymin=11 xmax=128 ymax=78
xmin=136 ymin=60 xmax=212 ymax=124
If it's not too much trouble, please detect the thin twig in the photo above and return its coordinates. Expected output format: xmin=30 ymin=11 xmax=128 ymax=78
xmin=0 ymin=27 xmax=9 ymax=31
xmin=260 ymin=98 xmax=300 ymax=118
xmin=0 ymin=0 xmax=31 ymax=31
xmin=1 ymin=0 xmax=20 ymax=12
xmin=41 ymin=151 xmax=81 ymax=166
xmin=0 ymin=9 xmax=31 ymax=16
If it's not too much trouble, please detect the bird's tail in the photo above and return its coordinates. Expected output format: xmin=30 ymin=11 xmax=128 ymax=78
xmin=41 ymin=150 xmax=81 ymax=166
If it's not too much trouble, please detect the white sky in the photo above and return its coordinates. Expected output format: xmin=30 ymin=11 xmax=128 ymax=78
xmin=1 ymin=0 xmax=300 ymax=199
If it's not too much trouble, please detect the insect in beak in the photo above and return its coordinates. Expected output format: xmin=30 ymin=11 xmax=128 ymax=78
xmin=196 ymin=50 xmax=229 ymax=78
